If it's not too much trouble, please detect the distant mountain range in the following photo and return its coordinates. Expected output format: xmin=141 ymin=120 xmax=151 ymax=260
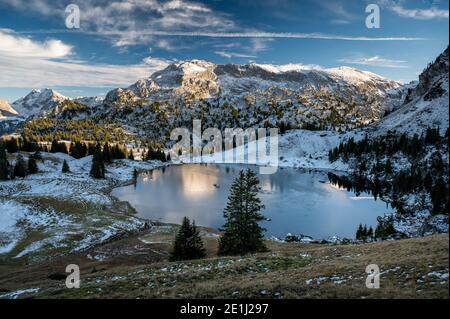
xmin=1 ymin=47 xmax=448 ymax=139
xmin=0 ymin=99 xmax=18 ymax=118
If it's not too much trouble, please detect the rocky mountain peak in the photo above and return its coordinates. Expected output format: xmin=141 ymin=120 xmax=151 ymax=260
xmin=12 ymin=88 xmax=68 ymax=118
xmin=0 ymin=99 xmax=18 ymax=118
xmin=404 ymin=46 xmax=449 ymax=104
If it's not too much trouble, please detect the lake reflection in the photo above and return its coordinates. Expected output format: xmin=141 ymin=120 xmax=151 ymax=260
xmin=112 ymin=164 xmax=394 ymax=239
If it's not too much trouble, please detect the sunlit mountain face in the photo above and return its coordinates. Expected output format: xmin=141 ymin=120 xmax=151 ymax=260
xmin=0 ymin=0 xmax=448 ymax=102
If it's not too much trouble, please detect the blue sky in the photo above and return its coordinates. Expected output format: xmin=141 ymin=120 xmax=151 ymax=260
xmin=0 ymin=0 xmax=448 ymax=102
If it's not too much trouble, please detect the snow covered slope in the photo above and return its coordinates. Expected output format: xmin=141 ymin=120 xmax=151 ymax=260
xmin=369 ymin=47 xmax=449 ymax=136
xmin=0 ymin=99 xmax=18 ymax=118
xmin=94 ymin=60 xmax=401 ymax=139
xmin=11 ymin=89 xmax=69 ymax=118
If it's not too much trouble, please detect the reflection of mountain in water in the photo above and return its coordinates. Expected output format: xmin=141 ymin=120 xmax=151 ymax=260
xmin=112 ymin=164 xmax=394 ymax=238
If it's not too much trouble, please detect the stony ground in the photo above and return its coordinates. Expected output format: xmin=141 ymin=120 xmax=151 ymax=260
xmin=0 ymin=227 xmax=447 ymax=299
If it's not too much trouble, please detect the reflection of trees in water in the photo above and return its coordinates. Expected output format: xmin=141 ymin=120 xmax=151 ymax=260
xmin=259 ymin=169 xmax=328 ymax=194
xmin=327 ymin=172 xmax=388 ymax=204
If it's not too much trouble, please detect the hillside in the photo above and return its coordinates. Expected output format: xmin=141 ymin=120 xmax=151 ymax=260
xmin=98 ymin=61 xmax=401 ymax=138
xmin=6 ymin=61 xmax=403 ymax=142
xmin=0 ymin=100 xmax=18 ymax=118
xmin=0 ymin=232 xmax=447 ymax=299
xmin=11 ymin=89 xmax=69 ymax=118
xmin=370 ymin=47 xmax=449 ymax=136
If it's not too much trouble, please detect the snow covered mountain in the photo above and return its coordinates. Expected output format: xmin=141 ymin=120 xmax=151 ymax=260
xmin=0 ymin=99 xmax=18 ymax=118
xmin=11 ymin=89 xmax=69 ymax=118
xmin=96 ymin=60 xmax=401 ymax=138
xmin=370 ymin=47 xmax=449 ymax=136
xmin=8 ymin=48 xmax=448 ymax=142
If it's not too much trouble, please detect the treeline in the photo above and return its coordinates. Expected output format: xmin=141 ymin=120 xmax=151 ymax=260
xmin=328 ymin=127 xmax=449 ymax=216
xmin=0 ymin=147 xmax=40 ymax=180
xmin=2 ymin=137 xmax=130 ymax=161
xmin=3 ymin=136 xmax=170 ymax=162
xmin=355 ymin=217 xmax=396 ymax=242
xmin=22 ymin=118 xmax=129 ymax=143
xmin=329 ymin=127 xmax=446 ymax=162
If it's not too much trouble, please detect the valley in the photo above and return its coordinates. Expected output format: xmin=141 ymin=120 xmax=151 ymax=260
xmin=0 ymin=47 xmax=448 ymax=299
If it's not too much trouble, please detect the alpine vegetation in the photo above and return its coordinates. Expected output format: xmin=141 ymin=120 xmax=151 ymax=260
xmin=170 ymin=217 xmax=206 ymax=261
xmin=219 ymin=169 xmax=267 ymax=256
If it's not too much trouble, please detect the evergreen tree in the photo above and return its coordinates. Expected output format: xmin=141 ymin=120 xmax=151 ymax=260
xmin=30 ymin=151 xmax=42 ymax=160
xmin=431 ymin=177 xmax=447 ymax=215
xmin=0 ymin=147 xmax=10 ymax=180
xmin=50 ymin=140 xmax=67 ymax=153
xmin=5 ymin=138 xmax=19 ymax=153
xmin=62 ymin=159 xmax=71 ymax=173
xmin=356 ymin=224 xmax=364 ymax=240
xmin=14 ymin=155 xmax=27 ymax=178
xmin=90 ymin=145 xmax=105 ymax=179
xmin=374 ymin=217 xmax=396 ymax=239
xmin=27 ymin=157 xmax=38 ymax=174
xmin=367 ymin=226 xmax=374 ymax=239
xmin=170 ymin=217 xmax=206 ymax=261
xmin=129 ymin=150 xmax=135 ymax=161
xmin=70 ymin=141 xmax=87 ymax=159
xmin=218 ymin=169 xmax=267 ymax=256
xmin=362 ymin=225 xmax=368 ymax=240
xmin=103 ymin=143 xmax=112 ymax=164
xmin=384 ymin=159 xmax=393 ymax=175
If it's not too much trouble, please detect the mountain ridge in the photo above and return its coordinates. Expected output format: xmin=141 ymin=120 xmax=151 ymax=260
xmin=0 ymin=99 xmax=18 ymax=118
xmin=4 ymin=48 xmax=448 ymax=141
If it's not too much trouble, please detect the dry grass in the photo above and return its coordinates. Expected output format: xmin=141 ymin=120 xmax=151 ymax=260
xmin=1 ymin=233 xmax=447 ymax=299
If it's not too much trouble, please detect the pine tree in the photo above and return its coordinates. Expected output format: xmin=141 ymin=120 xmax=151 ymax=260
xmin=103 ymin=143 xmax=112 ymax=164
xmin=375 ymin=217 xmax=396 ymax=239
xmin=30 ymin=151 xmax=42 ymax=160
xmin=367 ymin=226 xmax=374 ymax=239
xmin=62 ymin=159 xmax=71 ymax=173
xmin=14 ymin=155 xmax=27 ymax=178
xmin=90 ymin=145 xmax=105 ymax=179
xmin=384 ymin=159 xmax=393 ymax=175
xmin=362 ymin=225 xmax=368 ymax=240
xmin=431 ymin=177 xmax=447 ymax=215
xmin=71 ymin=141 xmax=87 ymax=159
xmin=356 ymin=224 xmax=364 ymax=240
xmin=218 ymin=169 xmax=267 ymax=256
xmin=0 ymin=147 xmax=10 ymax=180
xmin=170 ymin=217 xmax=206 ymax=261
xmin=5 ymin=138 xmax=19 ymax=153
xmin=27 ymin=157 xmax=38 ymax=174
xmin=129 ymin=150 xmax=135 ymax=161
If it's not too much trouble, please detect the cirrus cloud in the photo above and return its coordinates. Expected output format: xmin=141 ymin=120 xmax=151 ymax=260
xmin=339 ymin=55 xmax=409 ymax=68
xmin=0 ymin=29 xmax=170 ymax=88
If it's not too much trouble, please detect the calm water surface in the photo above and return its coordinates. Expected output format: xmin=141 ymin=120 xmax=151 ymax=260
xmin=112 ymin=164 xmax=393 ymax=239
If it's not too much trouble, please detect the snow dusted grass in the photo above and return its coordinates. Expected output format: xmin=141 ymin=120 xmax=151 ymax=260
xmin=1 ymin=152 xmax=166 ymax=206
xmin=0 ymin=198 xmax=145 ymax=263
xmin=0 ymin=152 xmax=167 ymax=263
xmin=19 ymin=234 xmax=448 ymax=299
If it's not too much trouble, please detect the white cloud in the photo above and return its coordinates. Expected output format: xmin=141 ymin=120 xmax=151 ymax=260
xmin=390 ymin=5 xmax=449 ymax=20
xmin=0 ymin=29 xmax=169 ymax=88
xmin=2 ymin=0 xmax=426 ymax=50
xmin=3 ymin=0 xmax=237 ymax=47
xmin=339 ymin=56 xmax=409 ymax=68
xmin=379 ymin=0 xmax=449 ymax=20
xmin=84 ymin=29 xmax=425 ymax=41
xmin=214 ymin=51 xmax=256 ymax=59
xmin=0 ymin=28 xmax=72 ymax=58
